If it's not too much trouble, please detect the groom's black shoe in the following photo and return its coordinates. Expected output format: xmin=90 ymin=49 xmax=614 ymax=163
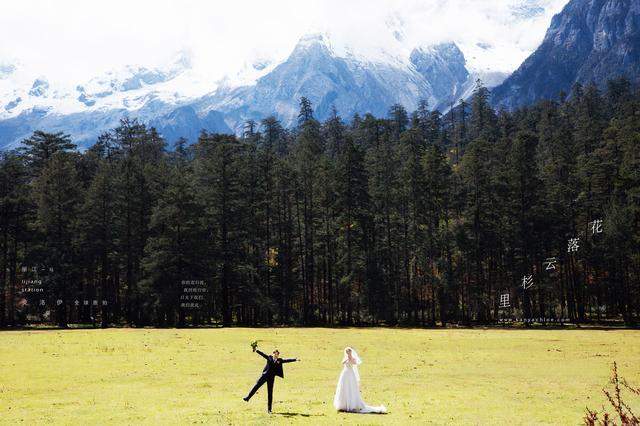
xmin=243 ymin=397 xmax=249 ymax=402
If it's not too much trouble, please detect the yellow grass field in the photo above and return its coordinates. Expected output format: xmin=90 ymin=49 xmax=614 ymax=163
xmin=1 ymin=327 xmax=639 ymax=425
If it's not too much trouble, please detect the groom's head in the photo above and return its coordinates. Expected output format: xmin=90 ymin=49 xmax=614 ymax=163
xmin=273 ymin=349 xmax=280 ymax=358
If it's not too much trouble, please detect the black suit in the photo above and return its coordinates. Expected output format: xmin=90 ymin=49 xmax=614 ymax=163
xmin=245 ymin=349 xmax=297 ymax=411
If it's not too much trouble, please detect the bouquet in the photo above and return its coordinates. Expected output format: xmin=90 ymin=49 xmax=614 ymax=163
xmin=250 ymin=340 xmax=258 ymax=352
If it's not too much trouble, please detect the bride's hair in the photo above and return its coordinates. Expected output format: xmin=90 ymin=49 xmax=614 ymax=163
xmin=342 ymin=347 xmax=362 ymax=365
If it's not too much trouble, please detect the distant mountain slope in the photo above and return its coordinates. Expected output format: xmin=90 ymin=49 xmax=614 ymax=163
xmin=492 ymin=0 xmax=640 ymax=109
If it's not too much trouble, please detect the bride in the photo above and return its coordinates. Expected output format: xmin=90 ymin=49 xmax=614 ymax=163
xmin=333 ymin=347 xmax=387 ymax=413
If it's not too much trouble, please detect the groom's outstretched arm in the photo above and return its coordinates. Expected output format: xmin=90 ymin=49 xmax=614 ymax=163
xmin=281 ymin=358 xmax=298 ymax=363
xmin=255 ymin=349 xmax=269 ymax=359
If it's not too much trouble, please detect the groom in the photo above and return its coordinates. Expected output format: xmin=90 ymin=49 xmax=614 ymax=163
xmin=243 ymin=345 xmax=299 ymax=413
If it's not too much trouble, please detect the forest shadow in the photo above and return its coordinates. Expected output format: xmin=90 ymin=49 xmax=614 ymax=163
xmin=1 ymin=323 xmax=638 ymax=332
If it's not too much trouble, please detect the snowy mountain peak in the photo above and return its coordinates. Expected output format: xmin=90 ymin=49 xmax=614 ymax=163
xmin=410 ymin=43 xmax=470 ymax=104
xmin=0 ymin=63 xmax=15 ymax=79
xmin=291 ymin=33 xmax=334 ymax=56
xmin=0 ymin=48 xmax=202 ymax=121
xmin=82 ymin=51 xmax=192 ymax=97
xmin=28 ymin=78 xmax=50 ymax=97
xmin=415 ymin=43 xmax=466 ymax=61
xmin=297 ymin=32 xmax=329 ymax=46
xmin=410 ymin=43 xmax=468 ymax=80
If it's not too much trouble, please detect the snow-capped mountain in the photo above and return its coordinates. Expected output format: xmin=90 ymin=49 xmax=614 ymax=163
xmin=193 ymin=34 xmax=479 ymax=134
xmin=0 ymin=35 xmax=482 ymax=149
xmin=0 ymin=50 xmax=224 ymax=148
xmin=0 ymin=0 xmax=579 ymax=149
xmin=0 ymin=23 xmax=507 ymax=149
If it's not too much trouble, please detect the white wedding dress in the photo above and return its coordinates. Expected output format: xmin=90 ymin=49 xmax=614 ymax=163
xmin=333 ymin=348 xmax=386 ymax=413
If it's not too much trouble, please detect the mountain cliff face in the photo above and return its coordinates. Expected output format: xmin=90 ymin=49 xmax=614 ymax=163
xmin=492 ymin=0 xmax=640 ymax=109
xmin=410 ymin=43 xmax=469 ymax=103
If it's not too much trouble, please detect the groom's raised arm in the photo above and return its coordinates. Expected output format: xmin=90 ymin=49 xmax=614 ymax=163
xmin=255 ymin=349 xmax=269 ymax=360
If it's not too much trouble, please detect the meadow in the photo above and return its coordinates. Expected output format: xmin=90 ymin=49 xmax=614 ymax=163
xmin=1 ymin=327 xmax=639 ymax=425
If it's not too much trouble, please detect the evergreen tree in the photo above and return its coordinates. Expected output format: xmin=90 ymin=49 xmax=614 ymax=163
xmin=79 ymin=159 xmax=117 ymax=327
xmin=142 ymin=157 xmax=206 ymax=326
xmin=33 ymin=151 xmax=82 ymax=327
xmin=20 ymin=131 xmax=76 ymax=175
xmin=195 ymin=133 xmax=246 ymax=325
xmin=389 ymin=103 xmax=409 ymax=141
xmin=298 ymin=97 xmax=314 ymax=125
xmin=0 ymin=152 xmax=30 ymax=326
xmin=293 ymin=99 xmax=323 ymax=323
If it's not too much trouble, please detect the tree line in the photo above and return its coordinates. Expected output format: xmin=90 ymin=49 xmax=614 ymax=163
xmin=0 ymin=79 xmax=638 ymax=327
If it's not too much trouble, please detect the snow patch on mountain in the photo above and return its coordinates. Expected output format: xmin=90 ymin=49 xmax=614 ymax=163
xmin=0 ymin=50 xmax=211 ymax=120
